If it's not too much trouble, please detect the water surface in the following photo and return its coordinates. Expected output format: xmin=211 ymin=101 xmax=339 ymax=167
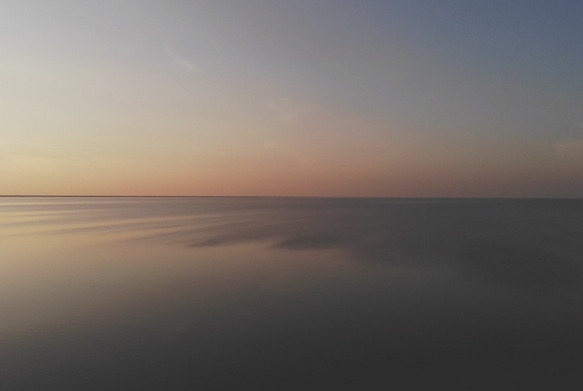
xmin=1 ymin=197 xmax=582 ymax=389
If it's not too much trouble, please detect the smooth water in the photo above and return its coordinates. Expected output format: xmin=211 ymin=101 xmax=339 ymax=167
xmin=1 ymin=197 xmax=582 ymax=389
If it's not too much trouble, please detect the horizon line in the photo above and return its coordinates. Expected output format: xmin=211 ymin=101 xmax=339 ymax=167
xmin=1 ymin=195 xmax=581 ymax=200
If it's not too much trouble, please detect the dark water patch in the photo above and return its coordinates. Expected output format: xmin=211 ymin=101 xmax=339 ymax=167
xmin=274 ymin=233 xmax=344 ymax=250
xmin=460 ymin=244 xmax=582 ymax=294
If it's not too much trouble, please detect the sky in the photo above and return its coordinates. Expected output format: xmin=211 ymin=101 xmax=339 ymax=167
xmin=1 ymin=0 xmax=582 ymax=197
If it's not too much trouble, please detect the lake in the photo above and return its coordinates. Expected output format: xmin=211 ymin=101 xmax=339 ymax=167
xmin=1 ymin=197 xmax=582 ymax=389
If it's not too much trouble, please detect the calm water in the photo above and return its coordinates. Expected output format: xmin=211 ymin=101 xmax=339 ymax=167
xmin=1 ymin=197 xmax=582 ymax=389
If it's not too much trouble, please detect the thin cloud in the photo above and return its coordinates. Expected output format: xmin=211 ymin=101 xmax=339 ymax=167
xmin=162 ymin=41 xmax=197 ymax=73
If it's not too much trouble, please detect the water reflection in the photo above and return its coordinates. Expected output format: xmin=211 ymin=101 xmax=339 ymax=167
xmin=100 ymin=197 xmax=582 ymax=296
xmin=1 ymin=197 xmax=583 ymax=389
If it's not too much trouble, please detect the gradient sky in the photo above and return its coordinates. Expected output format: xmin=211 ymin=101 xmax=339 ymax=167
xmin=2 ymin=0 xmax=582 ymax=197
